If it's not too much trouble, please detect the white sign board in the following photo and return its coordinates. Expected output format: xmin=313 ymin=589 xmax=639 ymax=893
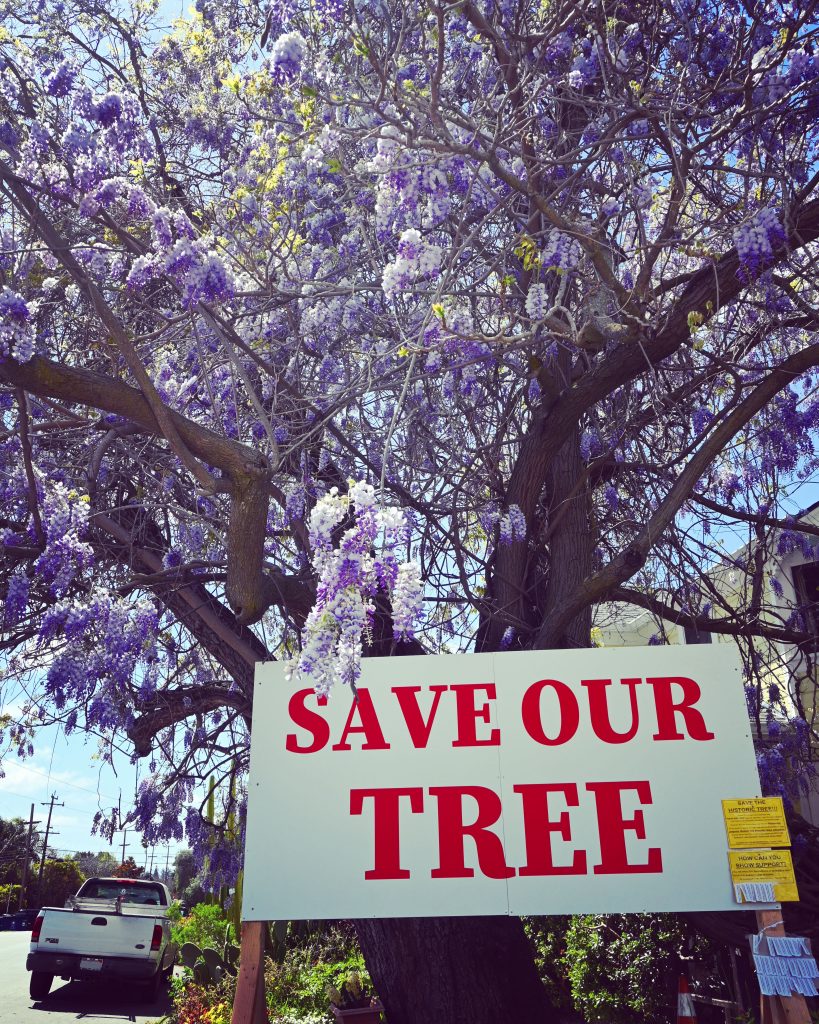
xmin=243 ymin=645 xmax=770 ymax=919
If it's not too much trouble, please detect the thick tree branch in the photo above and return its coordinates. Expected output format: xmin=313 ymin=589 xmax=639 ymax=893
xmin=126 ymin=684 xmax=248 ymax=757
xmin=0 ymin=161 xmax=219 ymax=492
xmin=609 ymin=586 xmax=812 ymax=647
xmin=1 ymin=354 xmax=278 ymax=620
xmin=94 ymin=511 xmax=267 ymax=688
xmin=485 ymin=197 xmax=819 ymax=649
xmin=0 ymin=355 xmax=258 ymax=479
xmin=534 ymin=342 xmax=819 ymax=646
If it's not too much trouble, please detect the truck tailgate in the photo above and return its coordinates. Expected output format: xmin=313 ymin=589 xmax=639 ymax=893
xmin=38 ymin=908 xmax=157 ymax=959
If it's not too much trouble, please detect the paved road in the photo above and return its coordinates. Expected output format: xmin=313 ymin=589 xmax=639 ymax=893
xmin=0 ymin=932 xmax=174 ymax=1023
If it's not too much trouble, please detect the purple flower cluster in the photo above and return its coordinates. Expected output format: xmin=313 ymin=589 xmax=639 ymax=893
xmin=580 ymin=429 xmax=604 ymax=461
xmin=3 ymin=571 xmax=30 ymax=626
xmin=45 ymin=61 xmax=77 ymax=98
xmin=757 ymin=716 xmax=814 ymax=805
xmin=33 ymin=484 xmax=93 ymax=596
xmin=498 ymin=504 xmax=527 ymax=545
xmin=39 ymin=589 xmax=160 ymax=732
xmin=92 ymin=92 xmax=123 ymax=128
xmin=127 ymin=211 xmax=234 ymax=305
xmin=0 ymin=287 xmax=37 ymax=362
xmin=734 ymin=208 xmax=786 ymax=281
xmin=541 ymin=229 xmax=580 ymax=273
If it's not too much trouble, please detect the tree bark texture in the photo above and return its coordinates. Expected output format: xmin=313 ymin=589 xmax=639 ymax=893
xmin=354 ymin=916 xmax=560 ymax=1024
xmin=351 ymin=436 xmax=596 ymax=1022
xmin=539 ymin=431 xmax=593 ymax=649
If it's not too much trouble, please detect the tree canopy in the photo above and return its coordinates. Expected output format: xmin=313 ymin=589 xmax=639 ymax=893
xmin=2 ymin=0 xmax=819 ymax=1018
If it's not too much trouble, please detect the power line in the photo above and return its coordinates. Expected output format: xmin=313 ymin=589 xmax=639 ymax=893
xmin=0 ymin=788 xmax=105 ymax=815
xmin=2 ymin=763 xmax=119 ymax=800
xmin=46 ymin=844 xmax=186 ymax=857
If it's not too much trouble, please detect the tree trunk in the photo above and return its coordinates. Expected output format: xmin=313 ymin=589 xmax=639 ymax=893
xmin=354 ymin=915 xmax=560 ymax=1024
xmin=539 ymin=430 xmax=593 ymax=649
xmin=352 ymin=433 xmax=594 ymax=1023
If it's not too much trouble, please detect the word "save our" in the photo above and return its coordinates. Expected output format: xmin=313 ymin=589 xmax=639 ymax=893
xmin=285 ymin=676 xmax=716 ymax=753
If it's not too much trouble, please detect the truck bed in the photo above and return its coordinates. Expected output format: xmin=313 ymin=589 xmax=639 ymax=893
xmin=35 ymin=905 xmax=160 ymax=960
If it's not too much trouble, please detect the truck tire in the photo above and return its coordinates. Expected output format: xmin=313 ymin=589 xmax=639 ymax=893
xmin=29 ymin=971 xmax=53 ymax=1000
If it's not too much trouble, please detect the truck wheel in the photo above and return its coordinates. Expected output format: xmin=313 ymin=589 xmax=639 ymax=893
xmin=29 ymin=971 xmax=53 ymax=1000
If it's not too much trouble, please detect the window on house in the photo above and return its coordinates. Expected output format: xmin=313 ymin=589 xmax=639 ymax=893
xmin=684 ymin=623 xmax=712 ymax=644
xmin=791 ymin=560 xmax=819 ymax=647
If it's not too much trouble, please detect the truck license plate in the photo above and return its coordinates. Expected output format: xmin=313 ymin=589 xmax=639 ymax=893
xmin=80 ymin=958 xmax=103 ymax=971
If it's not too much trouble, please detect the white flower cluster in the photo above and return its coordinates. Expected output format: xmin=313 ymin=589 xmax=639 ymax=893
xmin=525 ymin=282 xmax=548 ymax=320
xmin=301 ymin=126 xmax=339 ymax=171
xmin=382 ymin=228 xmax=443 ymax=299
xmin=270 ymin=31 xmax=307 ymax=72
xmin=367 ymin=123 xmax=402 ymax=174
xmin=392 ymin=561 xmax=423 ymax=638
xmin=289 ymin=481 xmax=423 ymax=695
xmin=733 ymin=206 xmax=786 ymax=279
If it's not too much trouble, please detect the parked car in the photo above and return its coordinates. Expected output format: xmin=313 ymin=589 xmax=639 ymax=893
xmin=26 ymin=877 xmax=177 ymax=1000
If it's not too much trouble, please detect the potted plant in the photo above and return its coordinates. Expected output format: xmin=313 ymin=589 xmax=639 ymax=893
xmin=327 ymin=971 xmax=384 ymax=1022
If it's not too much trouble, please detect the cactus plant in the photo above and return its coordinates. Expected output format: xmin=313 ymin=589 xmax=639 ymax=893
xmin=178 ymin=939 xmax=236 ymax=985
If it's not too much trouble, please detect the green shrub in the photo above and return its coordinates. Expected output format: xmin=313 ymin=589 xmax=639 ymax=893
xmin=165 ymin=920 xmax=359 ymax=1023
xmin=0 ymin=883 xmax=21 ymax=909
xmin=264 ymin=924 xmax=367 ymax=1018
xmin=172 ymin=901 xmax=237 ymax=951
xmin=561 ymin=914 xmax=709 ymax=1024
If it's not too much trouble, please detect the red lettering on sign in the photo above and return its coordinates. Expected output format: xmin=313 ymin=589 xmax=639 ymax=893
xmin=514 ymin=783 xmax=587 ymax=876
xmin=332 ymin=689 xmax=391 ymax=751
xmin=350 ymin=787 xmax=424 ymax=879
xmin=648 ymin=677 xmax=715 ymax=741
xmin=285 ymin=689 xmax=330 ymax=754
xmin=391 ymin=685 xmax=448 ymax=748
xmin=582 ymin=678 xmax=641 ymax=744
xmin=586 ymin=781 xmax=663 ymax=874
xmin=450 ymin=684 xmax=500 ymax=747
xmin=429 ymin=785 xmax=514 ymax=879
xmin=521 ymin=679 xmax=580 ymax=746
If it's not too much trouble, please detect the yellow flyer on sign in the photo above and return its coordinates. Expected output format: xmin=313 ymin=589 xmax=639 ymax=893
xmin=728 ymin=849 xmax=799 ymax=902
xmin=722 ymin=797 xmax=790 ymax=849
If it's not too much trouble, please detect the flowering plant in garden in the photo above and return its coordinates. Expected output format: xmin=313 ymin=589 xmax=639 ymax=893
xmin=326 ymin=970 xmax=379 ymax=1012
xmin=2 ymin=0 xmax=819 ymax=1018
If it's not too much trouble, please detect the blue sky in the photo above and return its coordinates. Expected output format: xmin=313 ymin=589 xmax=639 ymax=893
xmin=0 ymin=720 xmax=186 ymax=872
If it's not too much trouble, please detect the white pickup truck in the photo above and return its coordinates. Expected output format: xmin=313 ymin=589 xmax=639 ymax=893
xmin=26 ymin=877 xmax=177 ymax=1000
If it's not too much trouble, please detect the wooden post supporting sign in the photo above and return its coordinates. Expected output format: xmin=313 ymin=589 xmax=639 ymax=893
xmin=756 ymin=910 xmax=811 ymax=1024
xmin=231 ymin=920 xmax=267 ymax=1024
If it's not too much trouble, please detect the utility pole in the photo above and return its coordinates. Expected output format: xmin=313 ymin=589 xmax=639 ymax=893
xmin=18 ymin=804 xmax=40 ymax=910
xmin=37 ymin=794 xmax=63 ymax=891
xmin=164 ymin=845 xmax=171 ymax=887
xmin=119 ymin=828 xmax=129 ymax=865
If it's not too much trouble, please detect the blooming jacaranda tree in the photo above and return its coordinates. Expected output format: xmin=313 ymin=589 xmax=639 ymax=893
xmin=3 ymin=0 xmax=819 ymax=1018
